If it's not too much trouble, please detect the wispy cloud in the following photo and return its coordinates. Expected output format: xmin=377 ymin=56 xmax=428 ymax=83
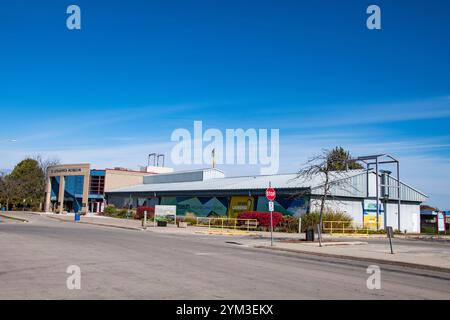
xmin=7 ymin=103 xmax=208 ymax=144
xmin=224 ymin=95 xmax=450 ymax=129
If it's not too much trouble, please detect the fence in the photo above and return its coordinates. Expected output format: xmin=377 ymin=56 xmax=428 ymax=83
xmin=322 ymin=221 xmax=370 ymax=235
xmin=196 ymin=217 xmax=258 ymax=231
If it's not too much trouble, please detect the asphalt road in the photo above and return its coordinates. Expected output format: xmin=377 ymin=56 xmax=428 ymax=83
xmin=1 ymin=213 xmax=450 ymax=299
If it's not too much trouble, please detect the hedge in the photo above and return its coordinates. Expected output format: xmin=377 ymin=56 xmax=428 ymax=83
xmin=238 ymin=211 xmax=283 ymax=227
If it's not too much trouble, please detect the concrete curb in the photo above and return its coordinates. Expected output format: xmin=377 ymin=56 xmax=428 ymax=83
xmin=0 ymin=213 xmax=29 ymax=222
xmin=44 ymin=215 xmax=144 ymax=231
xmin=255 ymin=245 xmax=450 ymax=274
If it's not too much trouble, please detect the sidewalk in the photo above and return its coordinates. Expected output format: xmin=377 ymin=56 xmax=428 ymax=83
xmin=38 ymin=212 xmax=309 ymax=238
xmin=241 ymin=239 xmax=450 ymax=273
xmin=41 ymin=212 xmax=144 ymax=230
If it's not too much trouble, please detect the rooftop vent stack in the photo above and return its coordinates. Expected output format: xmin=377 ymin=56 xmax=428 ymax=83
xmin=148 ymin=153 xmax=156 ymax=167
xmin=157 ymin=154 xmax=165 ymax=167
xmin=380 ymin=170 xmax=392 ymax=199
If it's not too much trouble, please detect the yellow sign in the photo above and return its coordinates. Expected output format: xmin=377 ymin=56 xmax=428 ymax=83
xmin=228 ymin=196 xmax=254 ymax=218
xmin=363 ymin=215 xmax=383 ymax=230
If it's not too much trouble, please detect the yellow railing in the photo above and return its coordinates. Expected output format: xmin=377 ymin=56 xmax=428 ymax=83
xmin=322 ymin=221 xmax=370 ymax=235
xmin=196 ymin=217 xmax=258 ymax=231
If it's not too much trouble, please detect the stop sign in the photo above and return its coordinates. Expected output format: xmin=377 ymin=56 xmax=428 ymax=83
xmin=266 ymin=187 xmax=276 ymax=201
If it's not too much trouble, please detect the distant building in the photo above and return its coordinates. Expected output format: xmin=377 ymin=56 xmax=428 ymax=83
xmin=420 ymin=207 xmax=449 ymax=234
xmin=44 ymin=164 xmax=172 ymax=214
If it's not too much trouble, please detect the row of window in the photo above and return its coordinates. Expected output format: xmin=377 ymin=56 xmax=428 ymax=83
xmin=90 ymin=175 xmax=105 ymax=195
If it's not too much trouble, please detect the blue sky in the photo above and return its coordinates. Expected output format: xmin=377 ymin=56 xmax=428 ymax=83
xmin=1 ymin=0 xmax=450 ymax=208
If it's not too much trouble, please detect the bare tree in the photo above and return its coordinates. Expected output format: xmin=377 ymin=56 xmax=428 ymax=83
xmin=34 ymin=155 xmax=60 ymax=210
xmin=34 ymin=155 xmax=60 ymax=176
xmin=296 ymin=149 xmax=361 ymax=242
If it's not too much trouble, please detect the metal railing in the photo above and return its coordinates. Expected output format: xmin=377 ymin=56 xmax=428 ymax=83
xmin=196 ymin=217 xmax=258 ymax=231
xmin=322 ymin=221 xmax=370 ymax=235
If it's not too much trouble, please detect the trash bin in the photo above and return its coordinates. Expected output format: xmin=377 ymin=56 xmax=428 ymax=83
xmin=74 ymin=213 xmax=80 ymax=222
xmin=305 ymin=228 xmax=315 ymax=241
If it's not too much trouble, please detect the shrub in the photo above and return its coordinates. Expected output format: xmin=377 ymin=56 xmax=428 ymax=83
xmin=277 ymin=215 xmax=300 ymax=233
xmin=103 ymin=206 xmax=131 ymax=218
xmin=184 ymin=213 xmax=197 ymax=225
xmin=104 ymin=205 xmax=116 ymax=216
xmin=238 ymin=211 xmax=283 ymax=228
xmin=176 ymin=216 xmax=185 ymax=223
xmin=112 ymin=208 xmax=131 ymax=219
xmin=300 ymin=210 xmax=353 ymax=232
xmin=207 ymin=212 xmax=221 ymax=217
xmin=135 ymin=206 xmax=155 ymax=220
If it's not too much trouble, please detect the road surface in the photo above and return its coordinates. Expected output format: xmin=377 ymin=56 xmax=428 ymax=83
xmin=1 ymin=213 xmax=449 ymax=299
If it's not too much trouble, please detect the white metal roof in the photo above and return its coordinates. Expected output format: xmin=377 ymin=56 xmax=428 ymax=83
xmin=108 ymin=169 xmax=427 ymax=202
xmin=109 ymin=170 xmax=362 ymax=193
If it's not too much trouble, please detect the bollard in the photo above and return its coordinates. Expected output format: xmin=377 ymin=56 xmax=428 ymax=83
xmin=143 ymin=211 xmax=147 ymax=229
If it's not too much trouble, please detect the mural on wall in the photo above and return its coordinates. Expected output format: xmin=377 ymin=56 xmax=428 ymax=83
xmin=160 ymin=197 xmax=228 ymax=217
xmin=256 ymin=196 xmax=308 ymax=216
xmin=228 ymin=196 xmax=254 ymax=218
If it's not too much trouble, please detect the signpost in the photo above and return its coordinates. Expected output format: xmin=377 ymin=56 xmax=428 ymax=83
xmin=386 ymin=226 xmax=394 ymax=254
xmin=142 ymin=210 xmax=148 ymax=229
xmin=266 ymin=184 xmax=276 ymax=246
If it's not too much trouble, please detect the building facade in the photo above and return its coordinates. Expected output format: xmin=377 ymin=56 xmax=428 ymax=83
xmin=44 ymin=161 xmax=428 ymax=232
xmin=44 ymin=164 xmax=153 ymax=214
xmin=106 ymin=168 xmax=428 ymax=233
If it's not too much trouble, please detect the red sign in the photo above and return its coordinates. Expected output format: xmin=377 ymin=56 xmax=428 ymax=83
xmin=266 ymin=187 xmax=276 ymax=201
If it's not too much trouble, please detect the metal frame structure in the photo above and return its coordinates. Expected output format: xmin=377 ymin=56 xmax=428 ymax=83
xmin=350 ymin=154 xmax=401 ymax=231
xmin=148 ymin=153 xmax=157 ymax=167
xmin=157 ymin=154 xmax=165 ymax=167
xmin=148 ymin=153 xmax=165 ymax=167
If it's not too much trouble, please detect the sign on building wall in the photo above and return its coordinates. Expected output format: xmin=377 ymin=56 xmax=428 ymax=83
xmin=363 ymin=200 xmax=384 ymax=229
xmin=228 ymin=196 xmax=254 ymax=218
xmin=47 ymin=164 xmax=90 ymax=177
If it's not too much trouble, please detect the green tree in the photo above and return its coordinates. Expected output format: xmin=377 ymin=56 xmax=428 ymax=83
xmin=0 ymin=156 xmax=59 ymax=211
xmin=327 ymin=147 xmax=363 ymax=171
xmin=9 ymin=158 xmax=45 ymax=210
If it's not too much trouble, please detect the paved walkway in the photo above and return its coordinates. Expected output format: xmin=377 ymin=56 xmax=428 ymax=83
xmin=42 ymin=212 xmax=145 ymax=230
xmin=4 ymin=211 xmax=450 ymax=272
xmin=242 ymin=239 xmax=450 ymax=272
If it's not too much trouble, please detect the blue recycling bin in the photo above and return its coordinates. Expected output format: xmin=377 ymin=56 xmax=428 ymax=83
xmin=74 ymin=213 xmax=80 ymax=222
